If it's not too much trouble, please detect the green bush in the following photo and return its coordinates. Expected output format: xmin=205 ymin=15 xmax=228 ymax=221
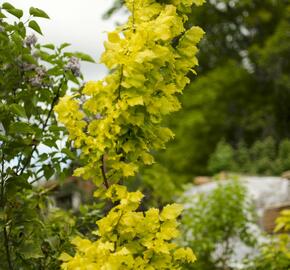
xmin=0 ymin=188 xmax=77 ymax=269
xmin=180 ymin=180 xmax=257 ymax=270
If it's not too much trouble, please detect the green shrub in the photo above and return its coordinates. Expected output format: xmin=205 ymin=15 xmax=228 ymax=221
xmin=180 ymin=180 xmax=257 ymax=270
xmin=0 ymin=188 xmax=77 ymax=269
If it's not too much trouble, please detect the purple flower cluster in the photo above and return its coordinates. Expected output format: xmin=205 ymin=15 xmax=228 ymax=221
xmin=29 ymin=66 xmax=46 ymax=87
xmin=64 ymin=56 xmax=81 ymax=77
xmin=24 ymin=34 xmax=37 ymax=48
xmin=22 ymin=62 xmax=37 ymax=72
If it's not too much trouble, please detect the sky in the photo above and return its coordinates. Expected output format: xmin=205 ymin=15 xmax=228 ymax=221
xmin=9 ymin=0 xmax=127 ymax=81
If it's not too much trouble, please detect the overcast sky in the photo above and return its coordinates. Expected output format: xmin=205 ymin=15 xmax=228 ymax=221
xmin=9 ymin=0 xmax=127 ymax=81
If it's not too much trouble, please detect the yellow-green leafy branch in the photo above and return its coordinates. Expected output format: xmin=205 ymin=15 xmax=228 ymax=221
xmin=56 ymin=0 xmax=206 ymax=268
xmin=55 ymin=0 xmax=205 ymax=187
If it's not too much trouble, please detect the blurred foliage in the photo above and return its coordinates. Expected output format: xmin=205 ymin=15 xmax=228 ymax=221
xmin=103 ymin=0 xmax=125 ymax=19
xmin=208 ymin=137 xmax=290 ymax=175
xmin=162 ymin=0 xmax=290 ymax=179
xmin=75 ymin=202 xmax=104 ymax=240
xmin=0 ymin=2 xmax=94 ymax=268
xmin=180 ymin=180 xmax=257 ymax=270
xmin=245 ymin=210 xmax=290 ymax=270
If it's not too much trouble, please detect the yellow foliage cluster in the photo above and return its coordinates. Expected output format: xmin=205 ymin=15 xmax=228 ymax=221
xmin=56 ymin=0 xmax=205 ymax=268
xmin=60 ymin=185 xmax=196 ymax=269
xmin=54 ymin=0 xmax=205 ymax=185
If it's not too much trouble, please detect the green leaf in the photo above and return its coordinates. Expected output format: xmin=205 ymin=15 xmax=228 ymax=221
xmin=74 ymin=52 xmax=95 ymax=63
xmin=59 ymin=43 xmax=71 ymax=50
xmin=29 ymin=7 xmax=50 ymax=19
xmin=42 ymin=43 xmax=55 ymax=50
xmin=61 ymin=148 xmax=76 ymax=160
xmin=0 ymin=134 xmax=8 ymax=142
xmin=38 ymin=153 xmax=48 ymax=162
xmin=43 ymin=165 xmax=54 ymax=180
xmin=22 ymin=54 xmax=37 ymax=64
xmin=11 ymin=32 xmax=23 ymax=47
xmin=45 ymin=236 xmax=60 ymax=250
xmin=49 ymin=125 xmax=66 ymax=133
xmin=9 ymin=122 xmax=35 ymax=134
xmin=18 ymin=240 xmax=44 ymax=259
xmin=0 ymin=12 xmax=7 ymax=19
xmin=17 ymin=22 xmax=26 ymax=38
xmin=2 ymin=2 xmax=15 ymax=10
xmin=28 ymin=20 xmax=42 ymax=35
xmin=9 ymin=104 xmax=27 ymax=118
xmin=42 ymin=139 xmax=57 ymax=148
xmin=4 ymin=8 xmax=23 ymax=19
xmin=6 ymin=175 xmax=31 ymax=196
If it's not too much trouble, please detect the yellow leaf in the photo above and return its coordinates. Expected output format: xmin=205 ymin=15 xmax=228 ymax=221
xmin=106 ymin=184 xmax=128 ymax=201
xmin=59 ymin=252 xmax=73 ymax=262
xmin=174 ymin=247 xmax=197 ymax=262
xmin=127 ymin=96 xmax=144 ymax=106
xmin=160 ymin=203 xmax=183 ymax=221
xmin=108 ymin=31 xmax=120 ymax=43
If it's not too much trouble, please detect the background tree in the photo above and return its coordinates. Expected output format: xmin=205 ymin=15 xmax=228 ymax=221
xmin=161 ymin=0 xmax=290 ymax=179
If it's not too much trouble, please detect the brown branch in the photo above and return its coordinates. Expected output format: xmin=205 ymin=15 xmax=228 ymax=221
xmin=3 ymin=225 xmax=13 ymax=270
xmin=101 ymin=154 xmax=109 ymax=189
xmin=117 ymin=65 xmax=124 ymax=99
xmin=0 ymin=151 xmax=5 ymax=206
xmin=132 ymin=0 xmax=136 ymax=33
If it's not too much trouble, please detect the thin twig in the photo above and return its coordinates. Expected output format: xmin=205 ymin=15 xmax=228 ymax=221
xmin=132 ymin=0 xmax=136 ymax=33
xmin=3 ymin=226 xmax=13 ymax=270
xmin=0 ymin=151 xmax=5 ymax=206
xmin=101 ymin=154 xmax=109 ymax=189
xmin=1 ymin=149 xmax=12 ymax=269
xmin=117 ymin=65 xmax=124 ymax=99
xmin=30 ymin=174 xmax=45 ymax=185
